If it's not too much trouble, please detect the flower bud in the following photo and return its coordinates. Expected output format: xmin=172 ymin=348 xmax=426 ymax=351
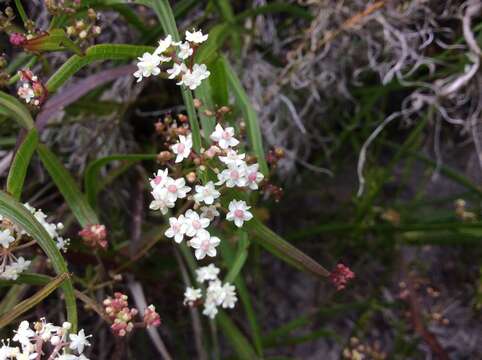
xmin=193 ymin=98 xmax=203 ymax=108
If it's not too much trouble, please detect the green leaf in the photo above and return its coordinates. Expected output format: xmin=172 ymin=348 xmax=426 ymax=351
xmin=217 ymin=311 xmax=258 ymax=360
xmin=14 ymin=0 xmax=28 ymax=25
xmin=0 ymin=91 xmax=34 ymax=129
xmin=37 ymin=144 xmax=99 ymax=227
xmin=84 ymin=154 xmax=157 ymax=208
xmin=225 ymin=231 xmax=249 ymax=283
xmin=222 ymin=57 xmax=269 ymax=175
xmin=24 ymin=29 xmax=82 ymax=55
xmin=0 ymin=273 xmax=69 ymax=329
xmin=0 ymin=272 xmax=51 ymax=287
xmin=0 ymin=192 xmax=77 ymax=330
xmin=46 ymin=44 xmax=155 ymax=93
xmin=246 ymin=218 xmax=330 ymax=278
xmin=7 ymin=129 xmax=38 ymax=200
xmin=209 ymin=56 xmax=229 ymax=107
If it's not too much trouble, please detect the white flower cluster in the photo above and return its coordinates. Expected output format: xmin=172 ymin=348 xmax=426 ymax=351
xmin=149 ymin=123 xmax=263 ymax=260
xmin=24 ymin=203 xmax=70 ymax=253
xmin=183 ymin=264 xmax=237 ymax=319
xmin=134 ymin=30 xmax=210 ymax=90
xmin=0 ymin=204 xmax=70 ymax=281
xmin=0 ymin=319 xmax=91 ymax=359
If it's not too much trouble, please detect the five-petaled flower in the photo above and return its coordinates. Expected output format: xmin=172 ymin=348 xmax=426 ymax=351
xmin=226 ymin=200 xmax=253 ymax=228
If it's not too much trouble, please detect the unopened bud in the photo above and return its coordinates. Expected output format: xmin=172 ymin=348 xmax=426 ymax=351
xmin=193 ymin=98 xmax=202 ymax=108
xmin=157 ymin=151 xmax=173 ymax=163
xmin=218 ymin=106 xmax=231 ymax=114
xmin=186 ymin=172 xmax=197 ymax=183
xmin=203 ymin=109 xmax=215 ymax=117
xmin=177 ymin=114 xmax=188 ymax=123
xmin=274 ymin=147 xmax=285 ymax=158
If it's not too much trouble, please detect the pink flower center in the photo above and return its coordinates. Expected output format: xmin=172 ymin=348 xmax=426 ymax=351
xmin=222 ymin=131 xmax=231 ymax=140
xmin=234 ymin=209 xmax=244 ymax=219
xmin=230 ymin=170 xmax=239 ymax=180
xmin=154 ymin=176 xmax=162 ymax=185
xmin=168 ymin=184 xmax=177 ymax=193
xmin=201 ymin=239 xmax=210 ymax=251
xmin=177 ymin=143 xmax=185 ymax=152
xmin=192 ymin=220 xmax=201 ymax=229
xmin=248 ymin=172 xmax=257 ymax=182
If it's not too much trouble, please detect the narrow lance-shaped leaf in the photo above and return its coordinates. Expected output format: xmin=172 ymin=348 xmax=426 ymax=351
xmin=37 ymin=144 xmax=99 ymax=227
xmin=217 ymin=311 xmax=259 ymax=360
xmin=7 ymin=129 xmax=38 ymax=200
xmin=0 ymin=91 xmax=34 ymax=130
xmin=0 ymin=273 xmax=69 ymax=329
xmin=0 ymin=192 xmax=77 ymax=331
xmin=246 ymin=218 xmax=330 ymax=278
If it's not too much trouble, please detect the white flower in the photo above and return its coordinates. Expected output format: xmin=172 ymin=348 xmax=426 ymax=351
xmin=206 ymin=279 xmax=225 ymax=306
xmin=154 ymin=34 xmax=172 ymax=55
xmin=0 ymin=228 xmax=15 ymax=248
xmin=149 ymin=187 xmax=175 ymax=215
xmin=245 ymin=164 xmax=264 ymax=190
xmin=1 ymin=257 xmax=31 ymax=280
xmin=226 ymin=200 xmax=253 ymax=228
xmin=196 ymin=264 xmax=220 ymax=283
xmin=167 ymin=62 xmax=188 ymax=79
xmin=193 ymin=181 xmax=220 ymax=205
xmin=189 ymin=229 xmax=220 ymax=260
xmin=69 ymin=329 xmax=91 ymax=354
xmin=150 ymin=169 xmax=169 ymax=189
xmin=133 ymin=52 xmax=162 ymax=82
xmin=219 ymin=149 xmax=245 ymax=166
xmin=177 ymin=41 xmax=193 ymax=60
xmin=202 ymin=301 xmax=218 ymax=319
xmin=178 ymin=64 xmax=210 ymax=90
xmin=200 ymin=205 xmax=220 ymax=221
xmin=164 ymin=177 xmax=191 ymax=203
xmin=171 ymin=134 xmax=192 ymax=163
xmin=185 ymin=30 xmax=208 ymax=44
xmin=221 ymin=283 xmax=237 ymax=309
xmin=210 ymin=123 xmax=239 ymax=149
xmin=13 ymin=321 xmax=35 ymax=347
xmin=216 ymin=164 xmax=247 ymax=188
xmin=17 ymin=83 xmax=35 ymax=103
xmin=183 ymin=287 xmax=202 ymax=306
xmin=164 ymin=215 xmax=187 ymax=243
xmin=184 ymin=209 xmax=210 ymax=237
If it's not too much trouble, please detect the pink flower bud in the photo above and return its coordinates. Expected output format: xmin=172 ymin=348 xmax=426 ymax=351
xmin=143 ymin=305 xmax=161 ymax=328
xmin=79 ymin=224 xmax=108 ymax=249
xmin=9 ymin=33 xmax=26 ymax=46
xmin=330 ymin=263 xmax=355 ymax=291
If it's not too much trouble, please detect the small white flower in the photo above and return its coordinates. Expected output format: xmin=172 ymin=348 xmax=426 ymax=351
xmin=183 ymin=287 xmax=202 ymax=306
xmin=184 ymin=209 xmax=210 ymax=237
xmin=177 ymin=41 xmax=193 ymax=60
xmin=216 ymin=164 xmax=247 ymax=188
xmin=133 ymin=52 xmax=162 ymax=82
xmin=167 ymin=62 xmax=188 ymax=79
xmin=185 ymin=30 xmax=208 ymax=44
xmin=221 ymin=283 xmax=237 ymax=309
xmin=171 ymin=134 xmax=192 ymax=163
xmin=154 ymin=34 xmax=173 ymax=55
xmin=164 ymin=215 xmax=187 ymax=243
xmin=0 ymin=228 xmax=15 ymax=248
xmin=245 ymin=164 xmax=264 ymax=190
xmin=13 ymin=321 xmax=35 ymax=347
xmin=17 ymin=83 xmax=35 ymax=104
xmin=189 ymin=229 xmax=220 ymax=260
xmin=210 ymin=123 xmax=239 ymax=149
xmin=164 ymin=177 xmax=191 ymax=203
xmin=69 ymin=329 xmax=91 ymax=354
xmin=200 ymin=205 xmax=220 ymax=221
xmin=196 ymin=264 xmax=220 ymax=283
xmin=193 ymin=181 xmax=220 ymax=205
xmin=177 ymin=64 xmax=210 ymax=90
xmin=149 ymin=187 xmax=175 ymax=215
xmin=150 ymin=169 xmax=169 ymax=189
xmin=206 ymin=279 xmax=225 ymax=306
xmin=202 ymin=301 xmax=218 ymax=319
xmin=226 ymin=200 xmax=253 ymax=228
xmin=219 ymin=149 xmax=245 ymax=166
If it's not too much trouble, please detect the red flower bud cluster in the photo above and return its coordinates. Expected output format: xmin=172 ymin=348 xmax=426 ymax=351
xmin=330 ymin=263 xmax=355 ymax=291
xmin=78 ymin=224 xmax=108 ymax=249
